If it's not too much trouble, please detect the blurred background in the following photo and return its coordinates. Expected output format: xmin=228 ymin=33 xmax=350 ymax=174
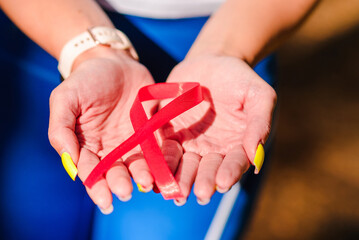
xmin=244 ymin=0 xmax=359 ymax=239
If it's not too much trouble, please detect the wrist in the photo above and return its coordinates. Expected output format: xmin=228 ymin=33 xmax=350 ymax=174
xmin=72 ymin=45 xmax=134 ymax=71
xmin=58 ymin=26 xmax=138 ymax=79
xmin=186 ymin=36 xmax=257 ymax=66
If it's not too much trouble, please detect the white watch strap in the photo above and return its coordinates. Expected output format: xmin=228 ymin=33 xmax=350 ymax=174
xmin=58 ymin=26 xmax=138 ymax=79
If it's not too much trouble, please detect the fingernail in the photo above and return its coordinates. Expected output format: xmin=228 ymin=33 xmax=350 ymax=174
xmin=174 ymin=198 xmax=187 ymax=207
xmin=253 ymin=144 xmax=265 ymax=174
xmin=61 ymin=152 xmax=78 ymax=181
xmin=216 ymin=185 xmax=229 ymax=193
xmin=117 ymin=194 xmax=132 ymax=202
xmin=137 ymin=183 xmax=153 ymax=193
xmin=197 ymin=198 xmax=210 ymax=206
xmin=98 ymin=204 xmax=114 ymax=215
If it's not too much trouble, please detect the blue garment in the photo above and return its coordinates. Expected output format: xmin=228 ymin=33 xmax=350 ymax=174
xmin=0 ymin=12 xmax=93 ymax=240
xmin=0 ymin=10 xmax=276 ymax=240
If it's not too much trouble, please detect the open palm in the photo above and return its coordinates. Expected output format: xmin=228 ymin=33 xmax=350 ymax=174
xmin=161 ymin=55 xmax=276 ymax=203
xmin=48 ymin=53 xmax=155 ymax=212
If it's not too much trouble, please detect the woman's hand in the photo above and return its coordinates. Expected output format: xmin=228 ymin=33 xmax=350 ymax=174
xmin=48 ymin=47 xmax=155 ymax=213
xmin=161 ymin=55 xmax=277 ymax=204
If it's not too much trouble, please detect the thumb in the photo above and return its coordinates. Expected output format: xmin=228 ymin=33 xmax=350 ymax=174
xmin=48 ymin=87 xmax=80 ymax=180
xmin=243 ymin=87 xmax=276 ymax=174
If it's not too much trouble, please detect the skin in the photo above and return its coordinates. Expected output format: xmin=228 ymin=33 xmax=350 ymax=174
xmin=48 ymin=47 xmax=156 ymax=209
xmin=160 ymin=55 xmax=276 ymax=203
xmin=0 ymin=0 xmax=319 ymax=210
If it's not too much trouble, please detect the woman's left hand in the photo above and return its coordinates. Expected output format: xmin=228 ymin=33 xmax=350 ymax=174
xmin=160 ymin=55 xmax=277 ymax=204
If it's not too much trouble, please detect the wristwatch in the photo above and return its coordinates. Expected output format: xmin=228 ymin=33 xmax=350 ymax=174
xmin=58 ymin=26 xmax=138 ymax=79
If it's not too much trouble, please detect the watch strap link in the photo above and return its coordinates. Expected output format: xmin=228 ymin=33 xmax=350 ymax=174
xmin=58 ymin=26 xmax=138 ymax=79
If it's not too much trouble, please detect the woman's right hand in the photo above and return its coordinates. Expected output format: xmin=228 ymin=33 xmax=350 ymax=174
xmin=48 ymin=46 xmax=156 ymax=213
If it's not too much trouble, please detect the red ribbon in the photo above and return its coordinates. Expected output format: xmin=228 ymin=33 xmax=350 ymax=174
xmin=84 ymin=82 xmax=203 ymax=200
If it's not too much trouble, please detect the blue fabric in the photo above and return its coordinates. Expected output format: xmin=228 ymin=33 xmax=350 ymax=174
xmin=93 ymin=186 xmax=222 ymax=240
xmin=124 ymin=15 xmax=208 ymax=62
xmin=0 ymin=12 xmax=93 ymax=240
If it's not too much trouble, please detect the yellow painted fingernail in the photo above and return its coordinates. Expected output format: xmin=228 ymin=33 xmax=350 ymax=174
xmin=61 ymin=152 xmax=78 ymax=181
xmin=137 ymin=183 xmax=148 ymax=193
xmin=137 ymin=183 xmax=144 ymax=192
xmin=136 ymin=183 xmax=153 ymax=193
xmin=253 ymin=144 xmax=265 ymax=174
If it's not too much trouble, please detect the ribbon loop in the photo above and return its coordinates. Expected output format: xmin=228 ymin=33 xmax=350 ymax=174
xmin=84 ymin=82 xmax=203 ymax=200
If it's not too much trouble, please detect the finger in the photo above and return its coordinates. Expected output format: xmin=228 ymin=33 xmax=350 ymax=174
xmin=77 ymin=148 xmax=113 ymax=214
xmin=125 ymin=139 xmax=182 ymax=193
xmin=194 ymin=153 xmax=224 ymax=205
xmin=106 ymin=160 xmax=133 ymax=202
xmin=48 ymin=87 xmax=80 ymax=180
xmin=173 ymin=152 xmax=201 ymax=206
xmin=125 ymin=152 xmax=154 ymax=193
xmin=215 ymin=145 xmax=250 ymax=193
xmin=243 ymin=85 xmax=276 ymax=173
